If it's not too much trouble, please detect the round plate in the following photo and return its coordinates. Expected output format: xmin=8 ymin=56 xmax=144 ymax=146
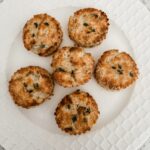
xmin=0 ymin=0 xmax=150 ymax=149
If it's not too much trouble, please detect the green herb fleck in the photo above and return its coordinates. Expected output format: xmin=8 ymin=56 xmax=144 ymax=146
xmin=83 ymin=23 xmax=89 ymax=26
xmin=85 ymin=108 xmax=91 ymax=114
xmin=57 ymin=67 xmax=66 ymax=72
xmin=40 ymin=44 xmax=45 ymax=48
xmin=76 ymin=89 xmax=80 ymax=93
xmin=117 ymin=69 xmax=123 ymax=75
xmin=28 ymin=89 xmax=33 ymax=93
xmin=118 ymin=64 xmax=122 ymax=69
xmin=33 ymin=83 xmax=39 ymax=89
xmin=72 ymin=115 xmax=77 ymax=123
xmin=87 ymin=28 xmax=96 ymax=33
xmin=83 ymin=108 xmax=91 ymax=115
xmin=23 ymin=83 xmax=27 ymax=87
xmin=92 ymin=14 xmax=98 ymax=18
xmin=129 ymin=72 xmax=134 ymax=77
xmin=112 ymin=66 xmax=116 ymax=69
xmin=32 ymin=33 xmax=35 ymax=37
xmin=91 ymin=28 xmax=95 ymax=32
xmin=66 ymin=104 xmax=71 ymax=109
xmin=44 ymin=22 xmax=49 ymax=26
xmin=34 ymin=22 xmax=38 ymax=28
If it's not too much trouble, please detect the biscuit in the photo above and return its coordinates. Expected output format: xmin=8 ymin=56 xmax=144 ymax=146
xmin=9 ymin=66 xmax=54 ymax=108
xmin=51 ymin=46 xmax=95 ymax=87
xmin=95 ymin=49 xmax=139 ymax=90
xmin=23 ymin=13 xmax=63 ymax=56
xmin=55 ymin=90 xmax=99 ymax=135
xmin=68 ymin=8 xmax=109 ymax=47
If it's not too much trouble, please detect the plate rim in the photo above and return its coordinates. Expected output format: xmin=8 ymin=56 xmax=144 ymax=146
xmin=0 ymin=0 xmax=150 ymax=149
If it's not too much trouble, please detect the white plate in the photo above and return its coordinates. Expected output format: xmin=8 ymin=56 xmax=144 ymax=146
xmin=0 ymin=0 xmax=150 ymax=150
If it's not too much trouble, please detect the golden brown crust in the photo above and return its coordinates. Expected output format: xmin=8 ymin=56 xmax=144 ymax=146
xmin=55 ymin=90 xmax=99 ymax=135
xmin=23 ymin=13 xmax=63 ymax=56
xmin=9 ymin=66 xmax=54 ymax=108
xmin=51 ymin=46 xmax=95 ymax=87
xmin=95 ymin=49 xmax=139 ymax=90
xmin=68 ymin=8 xmax=109 ymax=47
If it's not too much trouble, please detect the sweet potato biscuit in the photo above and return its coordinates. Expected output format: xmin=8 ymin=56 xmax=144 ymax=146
xmin=95 ymin=49 xmax=139 ymax=90
xmin=55 ymin=90 xmax=99 ymax=135
xmin=68 ymin=8 xmax=109 ymax=47
xmin=23 ymin=13 xmax=63 ymax=56
xmin=9 ymin=66 xmax=54 ymax=108
xmin=51 ymin=46 xmax=95 ymax=87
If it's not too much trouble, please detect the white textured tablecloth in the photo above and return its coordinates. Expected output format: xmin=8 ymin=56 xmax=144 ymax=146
xmin=0 ymin=0 xmax=149 ymax=150
xmin=139 ymin=1 xmax=150 ymax=149
xmin=142 ymin=0 xmax=150 ymax=9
